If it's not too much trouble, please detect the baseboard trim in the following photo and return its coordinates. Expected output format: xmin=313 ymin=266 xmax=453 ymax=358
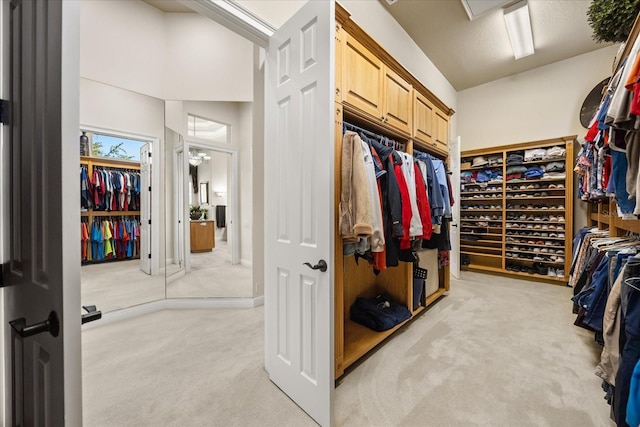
xmin=240 ymin=259 xmax=252 ymax=268
xmin=82 ymin=296 xmax=264 ymax=329
xmin=82 ymin=299 xmax=167 ymax=330
xmin=164 ymin=297 xmax=259 ymax=309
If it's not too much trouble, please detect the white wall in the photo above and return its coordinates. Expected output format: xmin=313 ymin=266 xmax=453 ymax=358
xmin=458 ymin=45 xmax=620 ymax=231
xmin=80 ymin=0 xmax=166 ymax=99
xmin=80 ymin=1 xmax=253 ymax=102
xmin=164 ymin=13 xmax=253 ymax=101
xmin=458 ymin=45 xmax=620 ymax=150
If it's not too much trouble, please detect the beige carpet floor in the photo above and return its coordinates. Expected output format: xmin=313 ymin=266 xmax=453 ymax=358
xmin=82 ymin=271 xmax=613 ymax=426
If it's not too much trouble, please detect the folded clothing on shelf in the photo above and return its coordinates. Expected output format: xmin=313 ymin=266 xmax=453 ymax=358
xmin=350 ymin=293 xmax=412 ymax=332
xmin=524 ymin=166 xmax=544 ymax=179
xmin=506 ymin=153 xmax=524 ymax=165
xmin=524 ymin=148 xmax=547 ymax=161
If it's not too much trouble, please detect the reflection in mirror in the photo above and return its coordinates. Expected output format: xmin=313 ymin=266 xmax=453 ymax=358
xmin=79 ymin=119 xmax=165 ymax=313
xmin=165 ymin=127 xmax=186 ymax=281
xmin=165 ymin=118 xmax=252 ymax=298
xmin=200 ymin=182 xmax=209 ymax=205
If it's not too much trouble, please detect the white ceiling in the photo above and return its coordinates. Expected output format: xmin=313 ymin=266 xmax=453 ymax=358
xmin=382 ymin=0 xmax=614 ymax=91
xmin=143 ymin=0 xmax=614 ymax=91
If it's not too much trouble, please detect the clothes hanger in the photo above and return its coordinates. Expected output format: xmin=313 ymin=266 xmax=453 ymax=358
xmin=625 ymin=277 xmax=640 ymax=293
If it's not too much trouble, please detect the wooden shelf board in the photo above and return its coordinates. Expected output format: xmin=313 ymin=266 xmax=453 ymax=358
xmin=505 ymin=220 xmax=566 ymax=224
xmin=506 ymin=178 xmax=566 ymax=184
xmin=89 ymin=211 xmax=141 ymax=217
xmin=506 ymin=196 xmax=565 ymax=200
xmin=505 ymin=235 xmax=565 ymax=241
xmin=81 ymin=156 xmax=141 ymax=169
xmin=462 ymin=264 xmax=504 ymax=274
xmin=502 ymin=269 xmax=567 ymax=283
xmin=461 ymin=209 xmax=503 ymax=212
xmin=460 ymin=239 xmax=503 ymax=244
xmin=460 ymin=191 xmax=503 ymax=195
xmin=425 ymin=287 xmax=447 ymax=306
xmin=506 ymin=242 xmax=565 ymax=249
xmin=343 ymin=319 xmax=409 ymax=370
xmin=461 ymin=244 xmax=502 ymax=251
xmin=506 ymin=188 xmax=565 ymax=192
xmin=505 ymin=256 xmax=564 ymax=265
xmin=461 ymin=219 xmax=503 ymax=223
xmin=461 ymin=232 xmax=503 ymax=237
xmin=461 ymin=182 xmax=504 ymax=186
xmin=461 ymin=166 xmax=503 ymax=172
xmin=461 ymin=251 xmax=502 ymax=258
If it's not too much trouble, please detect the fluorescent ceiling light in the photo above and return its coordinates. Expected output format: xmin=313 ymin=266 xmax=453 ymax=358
xmin=503 ymin=1 xmax=534 ymax=60
xmin=208 ymin=0 xmax=274 ymax=37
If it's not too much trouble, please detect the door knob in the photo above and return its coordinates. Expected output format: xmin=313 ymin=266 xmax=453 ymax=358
xmin=10 ymin=311 xmax=59 ymax=338
xmin=451 ymin=224 xmax=458 ymax=227
xmin=303 ymin=259 xmax=328 ymax=272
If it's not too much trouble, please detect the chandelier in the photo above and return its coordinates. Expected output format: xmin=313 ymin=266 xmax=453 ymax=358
xmin=188 ymin=151 xmax=211 ymax=166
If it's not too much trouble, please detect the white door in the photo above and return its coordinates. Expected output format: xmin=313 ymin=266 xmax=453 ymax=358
xmin=449 ymin=136 xmax=461 ymax=278
xmin=140 ymin=143 xmax=151 ymax=275
xmin=264 ymin=1 xmax=335 ymax=426
xmin=3 ymin=0 xmax=82 ymax=425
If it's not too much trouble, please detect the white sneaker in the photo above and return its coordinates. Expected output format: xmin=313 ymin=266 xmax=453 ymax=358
xmin=547 ymin=268 xmax=557 ymax=277
xmin=556 ymin=269 xmax=565 ymax=278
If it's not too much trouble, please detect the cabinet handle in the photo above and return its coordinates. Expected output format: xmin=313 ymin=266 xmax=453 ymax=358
xmin=380 ymin=116 xmax=385 ymax=121
xmin=335 ymin=88 xmax=340 ymax=95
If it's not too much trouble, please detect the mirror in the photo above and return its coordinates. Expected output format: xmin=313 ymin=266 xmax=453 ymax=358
xmin=164 ymin=103 xmax=253 ymax=299
xmin=79 ymin=80 xmax=166 ymax=314
xmin=199 ymin=182 xmax=209 ymax=205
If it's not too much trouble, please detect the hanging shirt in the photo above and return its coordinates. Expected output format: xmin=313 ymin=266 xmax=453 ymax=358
xmin=360 ymin=140 xmax=385 ymax=252
xmin=398 ymin=152 xmax=423 ymax=238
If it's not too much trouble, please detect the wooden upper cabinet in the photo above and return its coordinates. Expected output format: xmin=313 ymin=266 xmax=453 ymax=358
xmin=413 ymin=91 xmax=435 ymax=144
xmin=434 ymin=108 xmax=449 ymax=152
xmin=382 ymin=66 xmax=412 ymax=134
xmin=342 ymin=33 xmax=384 ymax=120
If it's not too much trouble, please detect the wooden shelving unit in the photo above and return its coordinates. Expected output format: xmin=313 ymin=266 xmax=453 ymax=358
xmin=81 ymin=155 xmax=142 ymax=264
xmin=460 ymin=136 xmax=576 ymax=284
xmin=334 ymin=4 xmax=454 ymax=379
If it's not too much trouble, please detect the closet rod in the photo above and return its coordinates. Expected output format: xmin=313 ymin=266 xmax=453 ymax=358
xmin=343 ymin=121 xmax=403 ymax=151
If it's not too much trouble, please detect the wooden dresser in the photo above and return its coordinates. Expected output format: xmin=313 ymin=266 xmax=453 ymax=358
xmin=190 ymin=220 xmax=215 ymax=252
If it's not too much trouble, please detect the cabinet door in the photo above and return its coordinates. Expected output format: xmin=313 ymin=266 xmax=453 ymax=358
xmin=434 ymin=108 xmax=449 ymax=152
xmin=382 ymin=66 xmax=412 ymax=134
xmin=413 ymin=91 xmax=435 ymax=144
xmin=342 ymin=33 xmax=384 ymax=120
xmin=190 ymin=221 xmax=214 ymax=252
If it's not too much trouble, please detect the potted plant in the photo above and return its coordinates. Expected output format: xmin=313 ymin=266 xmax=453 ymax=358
xmin=190 ymin=205 xmax=203 ymax=220
xmin=587 ymin=0 xmax=640 ymax=43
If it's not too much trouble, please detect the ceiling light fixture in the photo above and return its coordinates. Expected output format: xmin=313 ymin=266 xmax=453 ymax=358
xmin=188 ymin=151 xmax=212 ymax=166
xmin=503 ymin=0 xmax=534 ymax=60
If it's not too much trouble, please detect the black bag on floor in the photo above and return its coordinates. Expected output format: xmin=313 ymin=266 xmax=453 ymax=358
xmin=350 ymin=293 xmax=411 ymax=332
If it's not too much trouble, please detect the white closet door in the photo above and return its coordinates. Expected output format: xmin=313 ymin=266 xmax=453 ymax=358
xmin=264 ymin=1 xmax=335 ymax=425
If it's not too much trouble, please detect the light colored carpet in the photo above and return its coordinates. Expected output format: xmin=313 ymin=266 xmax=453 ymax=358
xmin=166 ymin=241 xmax=253 ymax=298
xmin=81 ymin=259 xmax=165 ymax=313
xmin=82 ymin=271 xmax=613 ymax=426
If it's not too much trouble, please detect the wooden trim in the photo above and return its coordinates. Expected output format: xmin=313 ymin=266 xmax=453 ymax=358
xmin=336 ymin=3 xmax=454 ymax=117
xmin=617 ymin=12 xmax=640 ymax=73
xmin=461 ymin=135 xmax=577 ymax=157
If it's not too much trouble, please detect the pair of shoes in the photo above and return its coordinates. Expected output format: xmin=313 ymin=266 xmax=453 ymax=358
xmin=548 ymin=268 xmax=557 ymax=277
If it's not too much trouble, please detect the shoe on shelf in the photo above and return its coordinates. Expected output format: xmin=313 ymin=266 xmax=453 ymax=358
xmin=547 ymin=268 xmax=557 ymax=277
xmin=556 ymin=269 xmax=565 ymax=278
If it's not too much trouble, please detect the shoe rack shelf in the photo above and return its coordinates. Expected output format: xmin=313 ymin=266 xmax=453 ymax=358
xmin=460 ymin=136 xmax=576 ymax=284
